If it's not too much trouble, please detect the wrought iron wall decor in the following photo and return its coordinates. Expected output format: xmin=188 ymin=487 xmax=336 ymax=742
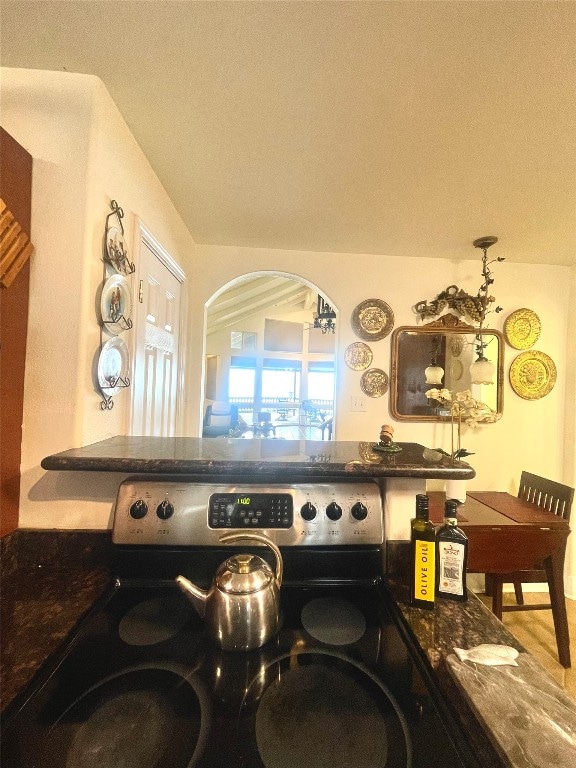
xmin=312 ymin=294 xmax=336 ymax=333
xmin=103 ymin=200 xmax=135 ymax=276
xmin=97 ymin=200 xmax=134 ymax=410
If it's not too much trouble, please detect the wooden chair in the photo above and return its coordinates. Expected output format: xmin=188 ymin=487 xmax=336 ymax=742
xmin=488 ymin=471 xmax=574 ymax=667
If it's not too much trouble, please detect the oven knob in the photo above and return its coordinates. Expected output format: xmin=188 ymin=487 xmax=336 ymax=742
xmin=156 ymin=500 xmax=174 ymax=520
xmin=326 ymin=501 xmax=342 ymax=521
xmin=351 ymin=501 xmax=368 ymax=521
xmin=129 ymin=499 xmax=148 ymax=519
xmin=300 ymin=501 xmax=317 ymax=521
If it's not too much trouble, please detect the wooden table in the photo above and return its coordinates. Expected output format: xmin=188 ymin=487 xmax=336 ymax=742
xmin=428 ymin=491 xmax=571 ymax=667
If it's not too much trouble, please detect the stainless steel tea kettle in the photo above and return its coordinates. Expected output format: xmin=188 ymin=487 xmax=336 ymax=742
xmin=175 ymin=531 xmax=283 ymax=652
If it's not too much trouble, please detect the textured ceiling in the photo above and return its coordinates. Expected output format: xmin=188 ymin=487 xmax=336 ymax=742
xmin=1 ymin=1 xmax=575 ymax=265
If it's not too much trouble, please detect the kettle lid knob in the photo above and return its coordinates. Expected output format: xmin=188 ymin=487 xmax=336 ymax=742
xmin=216 ymin=553 xmax=274 ymax=594
xmin=233 ymin=553 xmax=257 ymax=574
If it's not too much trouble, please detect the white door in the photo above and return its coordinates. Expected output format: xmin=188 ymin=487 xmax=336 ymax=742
xmin=130 ymin=224 xmax=185 ymax=436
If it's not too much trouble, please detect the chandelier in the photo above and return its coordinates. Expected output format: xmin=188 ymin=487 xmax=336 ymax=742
xmin=313 ymin=294 xmax=336 ymax=334
xmin=414 ymin=236 xmax=504 ymax=386
xmin=469 ymin=236 xmax=504 ymax=385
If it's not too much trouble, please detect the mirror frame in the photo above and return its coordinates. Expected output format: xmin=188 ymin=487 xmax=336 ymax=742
xmin=390 ymin=313 xmax=504 ymax=422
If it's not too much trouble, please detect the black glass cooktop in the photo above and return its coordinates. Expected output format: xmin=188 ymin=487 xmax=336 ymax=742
xmin=3 ymin=581 xmax=476 ymax=768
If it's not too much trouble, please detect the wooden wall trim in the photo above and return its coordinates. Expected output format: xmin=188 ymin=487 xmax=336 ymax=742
xmin=0 ymin=127 xmax=33 ymax=537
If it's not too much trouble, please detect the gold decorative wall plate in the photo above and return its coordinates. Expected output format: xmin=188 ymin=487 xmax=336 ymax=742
xmin=351 ymin=299 xmax=394 ymax=341
xmin=360 ymin=368 xmax=389 ymax=398
xmin=504 ymin=308 xmax=541 ymax=349
xmin=509 ymin=350 xmax=556 ymax=400
xmin=344 ymin=342 xmax=373 ymax=370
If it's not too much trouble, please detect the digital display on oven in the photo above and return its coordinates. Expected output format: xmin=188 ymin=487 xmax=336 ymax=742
xmin=208 ymin=493 xmax=293 ymax=529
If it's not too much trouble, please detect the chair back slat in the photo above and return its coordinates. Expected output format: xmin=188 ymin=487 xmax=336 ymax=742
xmin=518 ymin=471 xmax=574 ymax=523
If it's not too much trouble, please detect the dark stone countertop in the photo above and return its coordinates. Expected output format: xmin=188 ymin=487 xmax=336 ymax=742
xmin=41 ymin=436 xmax=475 ymax=480
xmin=387 ymin=578 xmax=576 ymax=767
xmin=0 ymin=530 xmax=112 ymax=714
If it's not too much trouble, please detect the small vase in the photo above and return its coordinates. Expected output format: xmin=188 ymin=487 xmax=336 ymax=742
xmin=445 ymin=479 xmax=467 ymax=503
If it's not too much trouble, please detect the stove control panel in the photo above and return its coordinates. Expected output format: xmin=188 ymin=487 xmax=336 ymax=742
xmin=209 ymin=493 xmax=293 ymax=529
xmin=112 ymin=480 xmax=383 ymax=546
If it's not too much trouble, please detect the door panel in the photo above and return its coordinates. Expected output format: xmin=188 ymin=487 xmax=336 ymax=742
xmin=131 ymin=228 xmax=184 ymax=437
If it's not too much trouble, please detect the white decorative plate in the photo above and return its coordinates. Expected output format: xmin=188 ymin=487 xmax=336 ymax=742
xmin=97 ymin=337 xmax=130 ymax=396
xmin=100 ymin=274 xmax=132 ymax=334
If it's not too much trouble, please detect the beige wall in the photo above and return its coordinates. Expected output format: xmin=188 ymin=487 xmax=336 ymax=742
xmin=2 ymin=68 xmax=574 ymax=595
xmin=1 ymin=69 xmax=196 ymax=529
xmin=192 ymin=250 xmax=575 ymax=593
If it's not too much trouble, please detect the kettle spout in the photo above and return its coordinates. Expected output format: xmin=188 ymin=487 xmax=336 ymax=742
xmin=175 ymin=575 xmax=208 ymax=618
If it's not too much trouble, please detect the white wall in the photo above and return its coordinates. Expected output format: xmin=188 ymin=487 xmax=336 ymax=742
xmin=1 ymin=69 xmax=196 ymax=529
xmin=193 ymin=246 xmax=570 ymax=485
xmin=2 ymin=68 xmax=574 ymax=596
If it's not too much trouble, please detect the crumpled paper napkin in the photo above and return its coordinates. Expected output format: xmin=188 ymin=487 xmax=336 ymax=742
xmin=454 ymin=644 xmax=519 ymax=666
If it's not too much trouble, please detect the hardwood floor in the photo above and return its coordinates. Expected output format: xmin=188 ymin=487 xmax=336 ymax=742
xmin=478 ymin=591 xmax=576 ymax=700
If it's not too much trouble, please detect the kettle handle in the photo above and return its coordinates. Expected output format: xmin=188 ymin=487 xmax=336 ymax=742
xmin=219 ymin=531 xmax=283 ymax=587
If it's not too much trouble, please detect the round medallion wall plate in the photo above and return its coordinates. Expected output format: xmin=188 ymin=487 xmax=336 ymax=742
xmin=100 ymin=274 xmax=132 ymax=334
xmin=344 ymin=342 xmax=373 ymax=371
xmin=509 ymin=350 xmax=556 ymax=400
xmin=449 ymin=358 xmax=464 ymax=382
xmin=360 ymin=368 xmax=389 ymax=398
xmin=105 ymin=225 xmax=131 ymax=274
xmin=504 ymin=308 xmax=541 ymax=349
xmin=351 ymin=299 xmax=394 ymax=342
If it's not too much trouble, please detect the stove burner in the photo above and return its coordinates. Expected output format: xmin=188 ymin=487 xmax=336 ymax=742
xmin=40 ymin=666 xmax=210 ymax=768
xmin=119 ymin=595 xmax=190 ymax=646
xmin=252 ymin=652 xmax=411 ymax=768
xmin=301 ymin=597 xmax=367 ymax=645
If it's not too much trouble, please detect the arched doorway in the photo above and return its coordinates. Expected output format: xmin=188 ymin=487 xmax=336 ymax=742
xmin=201 ymin=272 xmax=337 ymax=440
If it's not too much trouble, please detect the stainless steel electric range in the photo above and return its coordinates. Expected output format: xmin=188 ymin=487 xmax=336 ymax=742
xmin=2 ymin=477 xmax=481 ymax=768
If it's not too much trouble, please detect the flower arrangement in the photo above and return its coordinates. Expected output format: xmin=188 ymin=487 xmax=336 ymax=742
xmin=425 ymin=388 xmax=501 ymax=459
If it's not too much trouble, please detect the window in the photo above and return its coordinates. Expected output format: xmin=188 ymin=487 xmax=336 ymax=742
xmin=262 ymin=359 xmax=301 ymax=401
xmin=229 ymin=356 xmax=256 ymax=400
xmin=307 ymin=362 xmax=335 ymax=402
xmin=231 ymin=331 xmax=257 ymax=350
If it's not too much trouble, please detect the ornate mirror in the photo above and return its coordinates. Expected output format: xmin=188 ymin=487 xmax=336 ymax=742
xmin=390 ymin=314 xmax=503 ymax=421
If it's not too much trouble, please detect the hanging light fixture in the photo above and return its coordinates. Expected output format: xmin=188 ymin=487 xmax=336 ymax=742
xmin=469 ymin=236 xmax=503 ymax=385
xmin=313 ymin=294 xmax=336 ymax=333
xmin=424 ymin=362 xmax=444 ymax=385
xmin=424 ymin=336 xmax=444 ymax=385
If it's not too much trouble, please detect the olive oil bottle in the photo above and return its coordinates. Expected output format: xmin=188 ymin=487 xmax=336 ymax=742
xmin=410 ymin=494 xmax=436 ymax=609
xmin=436 ymin=499 xmax=468 ymax=601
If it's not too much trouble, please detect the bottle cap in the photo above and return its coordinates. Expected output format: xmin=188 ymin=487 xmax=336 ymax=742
xmin=445 ymin=498 xmax=459 ymax=517
xmin=416 ymin=493 xmax=429 ymax=517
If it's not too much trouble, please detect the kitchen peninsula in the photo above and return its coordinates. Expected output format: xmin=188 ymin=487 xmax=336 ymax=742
xmin=41 ymin=436 xmax=474 ymax=543
xmin=40 ymin=436 xmax=474 ymax=479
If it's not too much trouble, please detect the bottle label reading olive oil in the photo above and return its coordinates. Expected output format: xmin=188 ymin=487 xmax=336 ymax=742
xmin=437 ymin=541 xmax=466 ymax=597
xmin=413 ymin=539 xmax=435 ymax=604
